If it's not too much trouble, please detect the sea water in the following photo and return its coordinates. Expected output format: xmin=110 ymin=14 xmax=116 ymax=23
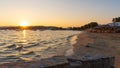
xmin=0 ymin=30 xmax=81 ymax=64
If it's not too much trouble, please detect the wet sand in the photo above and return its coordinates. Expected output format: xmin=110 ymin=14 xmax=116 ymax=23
xmin=73 ymin=31 xmax=120 ymax=68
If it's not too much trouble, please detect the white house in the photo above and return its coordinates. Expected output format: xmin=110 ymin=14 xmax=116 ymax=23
xmin=108 ymin=22 xmax=120 ymax=26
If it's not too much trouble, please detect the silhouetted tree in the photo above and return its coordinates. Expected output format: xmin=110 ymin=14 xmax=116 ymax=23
xmin=76 ymin=22 xmax=99 ymax=30
xmin=112 ymin=17 xmax=120 ymax=22
xmin=90 ymin=22 xmax=99 ymax=28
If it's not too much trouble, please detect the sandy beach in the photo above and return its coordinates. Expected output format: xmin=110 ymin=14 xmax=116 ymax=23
xmin=73 ymin=31 xmax=120 ymax=68
xmin=0 ymin=31 xmax=119 ymax=68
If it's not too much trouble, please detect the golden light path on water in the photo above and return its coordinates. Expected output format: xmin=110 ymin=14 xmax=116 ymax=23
xmin=23 ymin=30 xmax=26 ymax=39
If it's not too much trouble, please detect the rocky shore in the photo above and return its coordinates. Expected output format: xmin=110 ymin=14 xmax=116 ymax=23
xmin=0 ymin=31 xmax=118 ymax=68
xmin=0 ymin=55 xmax=115 ymax=68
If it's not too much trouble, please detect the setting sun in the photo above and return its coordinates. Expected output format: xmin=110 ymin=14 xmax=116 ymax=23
xmin=20 ymin=21 xmax=29 ymax=27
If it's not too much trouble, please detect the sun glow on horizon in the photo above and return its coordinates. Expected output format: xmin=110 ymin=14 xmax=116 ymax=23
xmin=20 ymin=21 xmax=29 ymax=27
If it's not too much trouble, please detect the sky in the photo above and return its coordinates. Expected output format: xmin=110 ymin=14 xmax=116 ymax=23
xmin=0 ymin=0 xmax=120 ymax=27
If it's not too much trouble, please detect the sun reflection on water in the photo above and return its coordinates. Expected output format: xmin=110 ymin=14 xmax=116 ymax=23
xmin=20 ymin=30 xmax=27 ymax=44
xmin=23 ymin=30 xmax=26 ymax=39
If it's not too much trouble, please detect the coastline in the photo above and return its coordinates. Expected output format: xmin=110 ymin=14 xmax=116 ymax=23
xmin=72 ymin=31 xmax=119 ymax=68
xmin=65 ymin=33 xmax=80 ymax=56
xmin=0 ymin=31 xmax=119 ymax=68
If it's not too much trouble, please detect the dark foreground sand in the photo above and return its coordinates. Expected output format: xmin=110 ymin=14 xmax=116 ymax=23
xmin=73 ymin=31 xmax=120 ymax=68
xmin=0 ymin=31 xmax=120 ymax=68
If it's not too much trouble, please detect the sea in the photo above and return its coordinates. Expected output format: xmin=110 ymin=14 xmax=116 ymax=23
xmin=0 ymin=30 xmax=81 ymax=64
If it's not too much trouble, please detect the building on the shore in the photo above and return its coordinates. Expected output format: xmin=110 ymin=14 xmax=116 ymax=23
xmin=90 ymin=22 xmax=120 ymax=33
xmin=108 ymin=22 xmax=120 ymax=26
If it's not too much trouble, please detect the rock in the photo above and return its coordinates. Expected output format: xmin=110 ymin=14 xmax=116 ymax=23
xmin=39 ymin=56 xmax=70 ymax=68
xmin=67 ymin=54 xmax=115 ymax=68
xmin=0 ymin=55 xmax=115 ymax=68
xmin=67 ymin=58 xmax=82 ymax=68
xmin=85 ymin=43 xmax=93 ymax=48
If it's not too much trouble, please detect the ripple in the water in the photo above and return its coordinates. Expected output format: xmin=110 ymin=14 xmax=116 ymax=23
xmin=21 ymin=51 xmax=36 ymax=55
xmin=6 ymin=44 xmax=16 ymax=48
xmin=0 ymin=30 xmax=81 ymax=64
xmin=24 ymin=43 xmax=39 ymax=48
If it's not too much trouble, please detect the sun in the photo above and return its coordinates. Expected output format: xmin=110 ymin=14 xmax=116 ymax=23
xmin=20 ymin=21 xmax=29 ymax=27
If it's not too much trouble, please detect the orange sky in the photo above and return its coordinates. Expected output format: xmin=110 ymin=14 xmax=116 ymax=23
xmin=0 ymin=0 xmax=120 ymax=27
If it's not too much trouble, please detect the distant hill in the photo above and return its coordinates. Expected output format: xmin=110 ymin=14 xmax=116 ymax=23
xmin=0 ymin=26 xmax=65 ymax=30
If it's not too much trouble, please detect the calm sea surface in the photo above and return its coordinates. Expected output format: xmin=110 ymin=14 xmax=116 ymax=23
xmin=0 ymin=30 xmax=81 ymax=64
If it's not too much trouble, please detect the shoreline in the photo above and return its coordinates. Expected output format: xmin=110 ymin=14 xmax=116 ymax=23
xmin=0 ymin=31 xmax=119 ymax=68
xmin=65 ymin=33 xmax=81 ymax=56
xmin=72 ymin=31 xmax=119 ymax=68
